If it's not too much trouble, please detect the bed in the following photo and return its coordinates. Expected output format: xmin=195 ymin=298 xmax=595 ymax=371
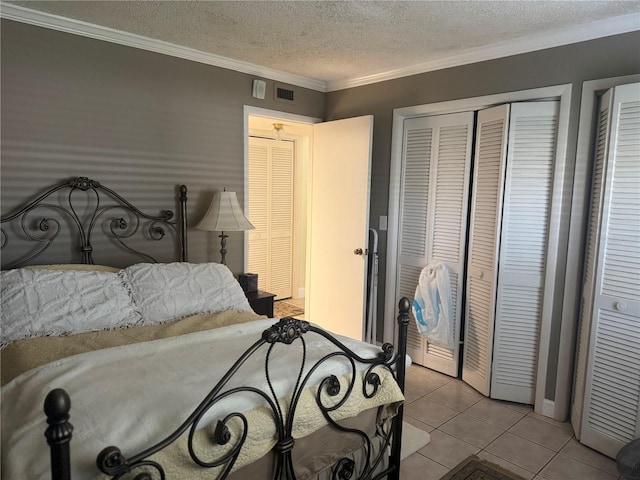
xmin=0 ymin=177 xmax=410 ymax=480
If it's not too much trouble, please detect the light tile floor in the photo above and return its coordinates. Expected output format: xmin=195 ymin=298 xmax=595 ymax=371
xmin=401 ymin=364 xmax=621 ymax=480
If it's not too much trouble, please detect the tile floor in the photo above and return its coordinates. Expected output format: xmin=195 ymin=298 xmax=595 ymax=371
xmin=401 ymin=364 xmax=621 ymax=480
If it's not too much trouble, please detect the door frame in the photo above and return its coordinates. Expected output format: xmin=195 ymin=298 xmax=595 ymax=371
xmin=384 ymin=84 xmax=572 ymax=419
xmin=243 ymin=106 xmax=321 ymax=297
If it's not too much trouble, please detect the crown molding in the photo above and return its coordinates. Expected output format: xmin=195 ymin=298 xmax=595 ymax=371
xmin=326 ymin=12 xmax=640 ymax=92
xmin=0 ymin=3 xmax=328 ymax=92
xmin=2 ymin=3 xmax=637 ymax=94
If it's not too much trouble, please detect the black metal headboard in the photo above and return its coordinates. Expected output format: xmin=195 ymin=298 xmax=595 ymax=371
xmin=0 ymin=177 xmax=188 ymax=269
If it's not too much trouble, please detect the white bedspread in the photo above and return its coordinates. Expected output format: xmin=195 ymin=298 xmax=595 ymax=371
xmin=1 ymin=319 xmax=403 ymax=479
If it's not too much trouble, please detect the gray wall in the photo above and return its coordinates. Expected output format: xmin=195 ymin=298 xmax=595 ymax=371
xmin=325 ymin=31 xmax=640 ymax=400
xmin=2 ymin=18 xmax=639 ymax=400
xmin=0 ymin=19 xmax=324 ymax=272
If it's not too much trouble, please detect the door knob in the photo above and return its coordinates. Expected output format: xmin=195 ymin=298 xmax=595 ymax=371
xmin=354 ymin=248 xmax=368 ymax=255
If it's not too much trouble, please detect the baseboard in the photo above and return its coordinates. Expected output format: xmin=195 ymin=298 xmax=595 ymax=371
xmin=536 ymin=398 xmax=556 ymax=418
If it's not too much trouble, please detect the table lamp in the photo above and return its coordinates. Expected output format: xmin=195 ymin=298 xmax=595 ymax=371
xmin=195 ymin=190 xmax=254 ymax=265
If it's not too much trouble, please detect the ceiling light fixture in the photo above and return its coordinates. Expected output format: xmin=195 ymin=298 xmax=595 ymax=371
xmin=273 ymin=123 xmax=284 ymax=141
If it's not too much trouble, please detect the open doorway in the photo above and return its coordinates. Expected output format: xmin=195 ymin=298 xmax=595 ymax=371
xmin=244 ymin=107 xmax=317 ymax=308
xmin=244 ymin=107 xmax=374 ymax=341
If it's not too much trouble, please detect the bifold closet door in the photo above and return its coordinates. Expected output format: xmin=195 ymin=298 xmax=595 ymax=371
xmin=491 ymin=101 xmax=559 ymax=403
xmin=463 ymin=101 xmax=559 ymax=402
xmin=396 ymin=112 xmax=474 ymax=376
xmin=571 ymin=88 xmax=613 ymax=439
xmin=247 ymin=137 xmax=294 ymax=299
xmin=462 ymin=104 xmax=510 ymax=396
xmin=580 ymin=83 xmax=640 ymax=458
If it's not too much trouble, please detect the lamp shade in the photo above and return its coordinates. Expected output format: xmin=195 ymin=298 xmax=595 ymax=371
xmin=195 ymin=191 xmax=255 ymax=232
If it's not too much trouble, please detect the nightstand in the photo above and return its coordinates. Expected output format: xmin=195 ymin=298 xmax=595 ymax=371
xmin=245 ymin=290 xmax=276 ymax=317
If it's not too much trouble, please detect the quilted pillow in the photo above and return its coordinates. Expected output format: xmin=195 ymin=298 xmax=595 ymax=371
xmin=0 ymin=268 xmax=142 ymax=347
xmin=121 ymin=262 xmax=252 ymax=324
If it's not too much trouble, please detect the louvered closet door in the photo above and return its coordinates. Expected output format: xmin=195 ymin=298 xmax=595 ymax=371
xmin=571 ymin=90 xmax=612 ymax=439
xmin=247 ymin=137 xmax=294 ymax=299
xmin=491 ymin=101 xmax=559 ymax=404
xmin=397 ymin=117 xmax=432 ymax=366
xmin=463 ymin=105 xmax=510 ymax=396
xmin=582 ymin=82 xmax=640 ymax=458
xmin=248 ymin=139 xmax=270 ymax=289
xmin=269 ymin=143 xmax=294 ymax=299
xmin=396 ymin=112 xmax=474 ymax=376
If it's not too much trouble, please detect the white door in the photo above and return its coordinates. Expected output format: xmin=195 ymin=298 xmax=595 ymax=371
xmin=581 ymin=83 xmax=640 ymax=458
xmin=463 ymin=102 xmax=559 ymax=401
xmin=306 ymin=116 xmax=373 ymax=340
xmin=572 ymin=88 xmax=614 ymax=439
xmin=396 ymin=112 xmax=474 ymax=376
xmin=462 ymin=104 xmax=510 ymax=396
xmin=491 ymin=101 xmax=559 ymax=403
xmin=247 ymin=137 xmax=294 ymax=299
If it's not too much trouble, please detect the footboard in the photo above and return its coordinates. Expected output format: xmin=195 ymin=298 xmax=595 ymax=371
xmin=44 ymin=298 xmax=411 ymax=480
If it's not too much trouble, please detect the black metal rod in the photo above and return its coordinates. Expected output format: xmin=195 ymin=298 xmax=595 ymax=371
xmin=179 ymin=185 xmax=188 ymax=262
xmin=388 ymin=297 xmax=411 ymax=480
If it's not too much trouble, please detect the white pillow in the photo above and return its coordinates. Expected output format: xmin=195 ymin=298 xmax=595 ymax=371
xmin=0 ymin=269 xmax=142 ymax=347
xmin=121 ymin=262 xmax=252 ymax=324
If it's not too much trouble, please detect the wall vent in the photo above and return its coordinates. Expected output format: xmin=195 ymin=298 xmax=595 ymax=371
xmin=275 ymin=85 xmax=295 ymax=103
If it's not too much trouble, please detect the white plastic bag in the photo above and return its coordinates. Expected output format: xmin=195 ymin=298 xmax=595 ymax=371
xmin=412 ymin=262 xmax=454 ymax=349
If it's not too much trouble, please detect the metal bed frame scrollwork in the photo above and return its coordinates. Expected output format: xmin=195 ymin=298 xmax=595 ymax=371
xmin=1 ymin=176 xmax=410 ymax=479
xmin=44 ymin=298 xmax=411 ymax=480
xmin=0 ymin=176 xmax=188 ymax=269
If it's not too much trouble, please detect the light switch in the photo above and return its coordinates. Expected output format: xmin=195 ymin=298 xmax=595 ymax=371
xmin=379 ymin=215 xmax=387 ymax=231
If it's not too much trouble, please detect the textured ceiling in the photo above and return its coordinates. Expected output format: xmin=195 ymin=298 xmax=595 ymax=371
xmin=6 ymin=1 xmax=640 ymax=88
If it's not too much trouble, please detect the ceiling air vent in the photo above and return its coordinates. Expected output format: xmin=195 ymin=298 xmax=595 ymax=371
xmin=275 ymin=85 xmax=295 ymax=103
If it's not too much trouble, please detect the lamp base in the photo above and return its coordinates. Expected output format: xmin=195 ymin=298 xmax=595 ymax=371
xmin=219 ymin=232 xmax=228 ymax=265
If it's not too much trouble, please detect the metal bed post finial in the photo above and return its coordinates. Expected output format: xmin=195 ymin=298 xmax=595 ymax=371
xmin=388 ymin=297 xmax=411 ymax=480
xmin=45 ymin=389 xmax=73 ymax=480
